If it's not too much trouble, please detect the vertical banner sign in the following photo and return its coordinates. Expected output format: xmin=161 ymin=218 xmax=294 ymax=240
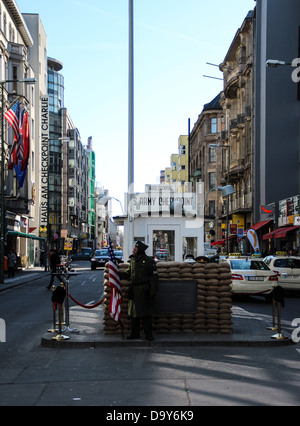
xmin=40 ymin=96 xmax=49 ymax=232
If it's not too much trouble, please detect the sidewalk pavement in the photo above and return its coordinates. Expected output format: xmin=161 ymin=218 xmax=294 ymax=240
xmin=0 ymin=265 xmax=46 ymax=291
xmin=0 ymin=266 xmax=294 ymax=348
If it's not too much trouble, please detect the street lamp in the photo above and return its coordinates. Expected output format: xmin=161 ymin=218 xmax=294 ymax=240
xmin=0 ymin=77 xmax=36 ymax=284
xmin=98 ymin=195 xmax=124 ymax=215
xmin=210 ymin=143 xmax=231 ymax=254
xmin=266 ymin=59 xmax=292 ymax=68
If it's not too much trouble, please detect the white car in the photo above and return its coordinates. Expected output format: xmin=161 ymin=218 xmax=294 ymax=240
xmin=222 ymin=257 xmax=278 ymax=296
xmin=263 ymin=255 xmax=300 ymax=291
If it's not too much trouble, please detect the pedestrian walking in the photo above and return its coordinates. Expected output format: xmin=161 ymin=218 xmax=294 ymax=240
xmin=120 ymin=241 xmax=159 ymax=341
xmin=7 ymin=249 xmax=17 ymax=278
xmin=46 ymin=248 xmax=60 ymax=290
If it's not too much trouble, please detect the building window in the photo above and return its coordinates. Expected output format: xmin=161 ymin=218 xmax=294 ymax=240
xmin=209 ymin=200 xmax=215 ymax=216
xmin=13 ymin=66 xmax=18 ymax=92
xmin=209 ymin=172 xmax=215 ymax=190
xmin=153 ymin=230 xmax=175 ymax=261
xmin=211 ymin=117 xmax=217 ymax=133
xmin=209 ymin=147 xmax=216 ymax=162
xmin=179 ymin=145 xmax=186 ymax=155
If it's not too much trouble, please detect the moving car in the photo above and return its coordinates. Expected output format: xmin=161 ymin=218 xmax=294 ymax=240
xmin=221 ymin=256 xmax=278 ymax=295
xmin=263 ymin=254 xmax=300 ymax=291
xmin=115 ymin=250 xmax=124 ymax=264
xmin=90 ymin=249 xmax=109 ymax=269
xmin=90 ymin=249 xmax=124 ymax=270
xmin=71 ymin=247 xmax=93 ymax=261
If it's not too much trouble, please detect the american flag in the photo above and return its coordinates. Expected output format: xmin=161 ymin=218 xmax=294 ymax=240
xmin=4 ymin=101 xmax=20 ymax=141
xmin=108 ymin=235 xmax=123 ymax=327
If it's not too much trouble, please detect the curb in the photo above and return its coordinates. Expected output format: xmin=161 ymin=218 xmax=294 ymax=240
xmin=41 ymin=332 xmax=295 ymax=349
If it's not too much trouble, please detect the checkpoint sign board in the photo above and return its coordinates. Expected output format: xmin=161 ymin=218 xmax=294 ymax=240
xmin=64 ymin=238 xmax=73 ymax=251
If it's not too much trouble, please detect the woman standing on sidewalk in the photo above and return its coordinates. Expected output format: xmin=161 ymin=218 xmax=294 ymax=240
xmin=7 ymin=249 xmax=17 ymax=278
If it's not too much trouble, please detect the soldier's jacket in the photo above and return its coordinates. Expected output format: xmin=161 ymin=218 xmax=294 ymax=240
xmin=119 ymin=254 xmax=159 ymax=318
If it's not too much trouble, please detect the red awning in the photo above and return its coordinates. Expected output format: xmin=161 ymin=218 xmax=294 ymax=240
xmin=274 ymin=226 xmax=299 ymax=239
xmin=211 ymin=236 xmax=235 ymax=246
xmin=249 ymin=220 xmax=273 ymax=231
xmin=244 ymin=220 xmax=273 ymax=236
xmin=263 ymin=228 xmax=282 ymax=240
xmin=211 ymin=239 xmax=225 ymax=246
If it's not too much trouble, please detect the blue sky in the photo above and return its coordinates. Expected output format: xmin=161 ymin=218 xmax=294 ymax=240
xmin=17 ymin=0 xmax=255 ymax=215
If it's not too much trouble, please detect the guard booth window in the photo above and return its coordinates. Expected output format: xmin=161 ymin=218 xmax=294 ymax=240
xmin=183 ymin=237 xmax=197 ymax=260
xmin=153 ymin=231 xmax=175 ymax=261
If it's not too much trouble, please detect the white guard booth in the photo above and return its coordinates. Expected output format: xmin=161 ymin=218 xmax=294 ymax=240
xmin=116 ymin=183 xmax=205 ymax=262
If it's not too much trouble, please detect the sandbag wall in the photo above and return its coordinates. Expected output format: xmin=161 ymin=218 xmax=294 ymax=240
xmin=103 ymin=261 xmax=233 ymax=335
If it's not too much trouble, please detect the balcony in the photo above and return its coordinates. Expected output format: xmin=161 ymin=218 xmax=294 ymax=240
xmin=230 ymin=120 xmax=238 ymax=133
xmin=237 ymin=114 xmax=246 ymax=127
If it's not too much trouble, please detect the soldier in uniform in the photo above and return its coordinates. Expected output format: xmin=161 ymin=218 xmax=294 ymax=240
xmin=120 ymin=241 xmax=158 ymax=340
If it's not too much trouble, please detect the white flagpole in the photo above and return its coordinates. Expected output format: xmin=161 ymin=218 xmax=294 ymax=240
xmin=128 ymin=0 xmax=134 ymax=258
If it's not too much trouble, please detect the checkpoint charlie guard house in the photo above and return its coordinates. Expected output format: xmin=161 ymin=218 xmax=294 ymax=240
xmin=115 ymin=183 xmax=205 ymax=262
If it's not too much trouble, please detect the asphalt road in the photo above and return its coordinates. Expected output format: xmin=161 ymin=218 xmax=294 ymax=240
xmin=0 ymin=262 xmax=300 ymax=408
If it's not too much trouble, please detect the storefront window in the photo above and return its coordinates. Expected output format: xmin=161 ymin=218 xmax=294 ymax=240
xmin=153 ymin=230 xmax=175 ymax=261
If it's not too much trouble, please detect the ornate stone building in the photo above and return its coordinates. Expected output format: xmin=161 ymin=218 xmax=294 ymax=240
xmin=189 ymin=93 xmax=224 ymax=243
xmin=219 ymin=10 xmax=255 ymax=242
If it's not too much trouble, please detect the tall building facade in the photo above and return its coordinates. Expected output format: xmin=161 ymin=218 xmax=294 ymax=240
xmin=0 ymin=1 xmax=38 ymax=274
xmin=255 ymin=0 xmax=300 ymax=252
xmin=47 ymin=57 xmax=64 ymax=246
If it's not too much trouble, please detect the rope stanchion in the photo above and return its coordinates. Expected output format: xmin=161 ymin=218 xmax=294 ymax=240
xmin=69 ymin=293 xmax=105 ymax=309
xmin=47 ymin=285 xmax=57 ymax=333
xmin=51 ymin=282 xmax=69 ymax=341
xmin=266 ymin=298 xmax=277 ymax=331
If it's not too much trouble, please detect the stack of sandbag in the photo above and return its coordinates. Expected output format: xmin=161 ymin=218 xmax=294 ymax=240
xmin=102 ymin=261 xmax=232 ymax=335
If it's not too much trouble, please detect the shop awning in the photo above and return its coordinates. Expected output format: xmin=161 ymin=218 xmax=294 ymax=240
xmin=211 ymin=236 xmax=235 ymax=246
xmin=249 ymin=220 xmax=273 ymax=232
xmin=211 ymin=239 xmax=225 ymax=246
xmin=263 ymin=226 xmax=299 ymax=240
xmin=263 ymin=228 xmax=282 ymax=240
xmin=274 ymin=226 xmax=299 ymax=239
xmin=7 ymin=231 xmax=46 ymax=241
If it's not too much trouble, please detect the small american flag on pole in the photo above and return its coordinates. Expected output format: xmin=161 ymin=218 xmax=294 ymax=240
xmin=108 ymin=235 xmax=124 ymax=330
xmin=4 ymin=101 xmax=20 ymax=141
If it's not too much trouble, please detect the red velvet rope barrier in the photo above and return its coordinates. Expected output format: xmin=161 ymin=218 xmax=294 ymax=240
xmin=68 ymin=293 xmax=105 ymax=309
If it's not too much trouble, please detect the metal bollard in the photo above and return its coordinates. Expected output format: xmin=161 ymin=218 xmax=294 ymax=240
xmin=266 ymin=298 xmax=277 ymax=331
xmin=51 ymin=282 xmax=69 ymax=341
xmin=271 ymin=302 xmax=288 ymax=340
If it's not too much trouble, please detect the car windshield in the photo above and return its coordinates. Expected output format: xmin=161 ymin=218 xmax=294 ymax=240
xmin=230 ymin=259 xmax=270 ymax=271
xmin=95 ymin=250 xmax=108 ymax=256
xmin=115 ymin=251 xmax=123 ymax=257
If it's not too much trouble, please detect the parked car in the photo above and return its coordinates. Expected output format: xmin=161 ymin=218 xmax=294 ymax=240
xmin=155 ymin=249 xmax=168 ymax=261
xmin=263 ymin=255 xmax=300 ymax=291
xmin=71 ymin=247 xmax=93 ymax=261
xmin=90 ymin=249 xmax=109 ymax=269
xmin=221 ymin=256 xmax=278 ymax=296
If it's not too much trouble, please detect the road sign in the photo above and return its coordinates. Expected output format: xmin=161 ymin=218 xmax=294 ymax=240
xmin=294 ymin=216 xmax=300 ymax=226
